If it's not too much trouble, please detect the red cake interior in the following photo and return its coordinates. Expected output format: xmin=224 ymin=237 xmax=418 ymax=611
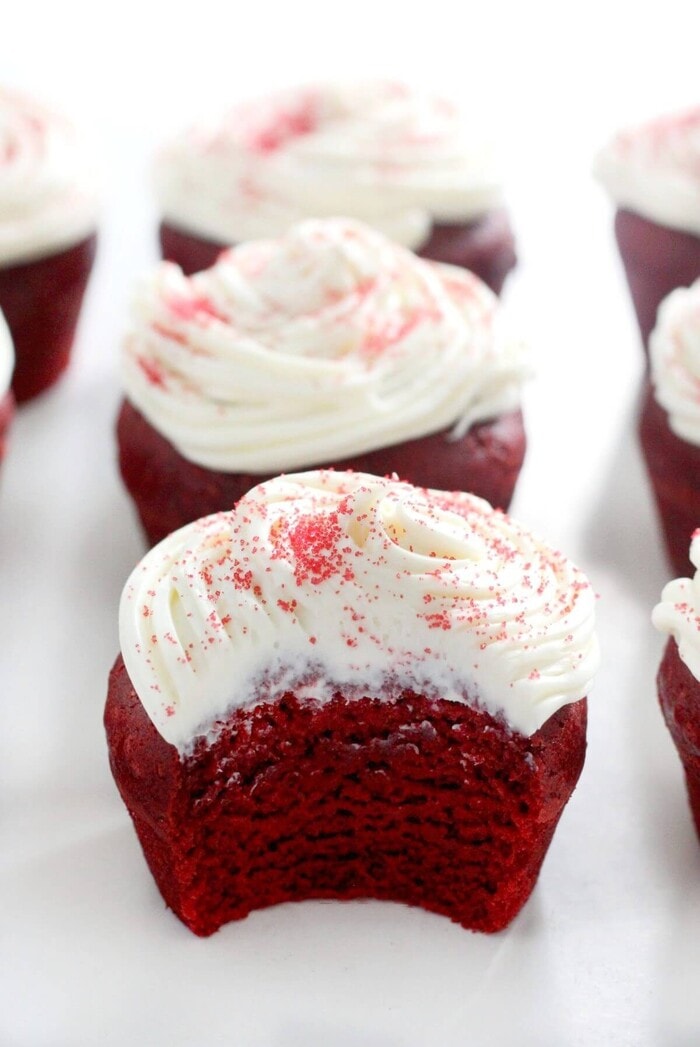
xmin=158 ymin=212 xmax=516 ymax=295
xmin=639 ymin=381 xmax=700 ymax=578
xmin=615 ymin=209 xmax=700 ymax=352
xmin=0 ymin=235 xmax=97 ymax=403
xmin=106 ymin=655 xmax=587 ymax=937
xmin=117 ymin=398 xmax=526 ymax=547
xmin=658 ymin=638 xmax=700 ymax=840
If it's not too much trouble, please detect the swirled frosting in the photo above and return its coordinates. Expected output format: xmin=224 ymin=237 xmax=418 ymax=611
xmin=0 ymin=88 xmax=98 ymax=266
xmin=0 ymin=308 xmax=13 ymax=394
xmin=119 ymin=470 xmax=600 ymax=752
xmin=653 ymin=531 xmax=700 ymax=681
xmin=154 ymin=81 xmax=504 ymax=250
xmin=122 ymin=218 xmax=527 ymax=472
xmin=594 ymin=107 xmax=700 ymax=235
xmin=650 ymin=279 xmax=700 ymax=446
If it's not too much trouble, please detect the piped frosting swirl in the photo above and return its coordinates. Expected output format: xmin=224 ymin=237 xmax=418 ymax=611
xmin=119 ymin=470 xmax=600 ymax=753
xmin=122 ymin=218 xmax=527 ymax=472
xmin=650 ymin=278 xmax=700 ymax=446
xmin=653 ymin=531 xmax=700 ymax=681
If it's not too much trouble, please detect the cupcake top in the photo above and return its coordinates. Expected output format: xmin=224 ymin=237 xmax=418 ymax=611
xmin=122 ymin=218 xmax=528 ymax=473
xmin=594 ymin=107 xmax=700 ymax=235
xmin=0 ymin=308 xmax=13 ymax=395
xmin=119 ymin=470 xmax=600 ymax=753
xmin=650 ymin=278 xmax=700 ymax=446
xmin=0 ymin=88 xmax=98 ymax=266
xmin=154 ymin=80 xmax=504 ymax=250
xmin=653 ymin=531 xmax=700 ymax=681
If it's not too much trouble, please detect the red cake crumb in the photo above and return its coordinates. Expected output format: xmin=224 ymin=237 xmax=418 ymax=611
xmin=105 ymin=655 xmax=587 ymax=937
xmin=117 ymin=399 xmax=526 ymax=547
xmin=657 ymin=638 xmax=700 ymax=839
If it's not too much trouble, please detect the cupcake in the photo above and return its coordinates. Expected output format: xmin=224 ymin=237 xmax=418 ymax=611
xmin=653 ymin=535 xmax=700 ymax=839
xmin=105 ymin=469 xmax=599 ymax=936
xmin=155 ymin=81 xmax=516 ymax=293
xmin=0 ymin=309 xmax=14 ymax=462
xmin=0 ymin=88 xmax=98 ymax=402
xmin=639 ymin=279 xmax=700 ymax=577
xmin=595 ymin=107 xmax=700 ymax=352
xmin=118 ymin=218 xmax=529 ymax=547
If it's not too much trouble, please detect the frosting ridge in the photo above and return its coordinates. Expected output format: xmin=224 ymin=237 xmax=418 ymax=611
xmin=653 ymin=531 xmax=700 ymax=681
xmin=650 ymin=278 xmax=700 ymax=446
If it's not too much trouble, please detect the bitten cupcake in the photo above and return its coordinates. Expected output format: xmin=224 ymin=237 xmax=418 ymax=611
xmin=106 ymin=469 xmax=599 ymax=937
xmin=595 ymin=108 xmax=700 ymax=352
xmin=0 ymin=88 xmax=98 ymax=402
xmin=639 ymin=279 xmax=700 ymax=577
xmin=118 ymin=218 xmax=529 ymax=547
xmin=155 ymin=81 xmax=516 ymax=293
xmin=653 ymin=535 xmax=700 ymax=840
xmin=0 ymin=309 xmax=14 ymax=464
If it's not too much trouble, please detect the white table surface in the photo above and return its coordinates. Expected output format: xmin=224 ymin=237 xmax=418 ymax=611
xmin=2 ymin=4 xmax=700 ymax=1044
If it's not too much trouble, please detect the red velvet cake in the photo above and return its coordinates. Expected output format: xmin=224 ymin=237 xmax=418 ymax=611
xmin=595 ymin=108 xmax=700 ymax=353
xmin=653 ymin=540 xmax=700 ymax=839
xmin=154 ymin=81 xmax=516 ymax=293
xmin=0 ymin=89 xmax=98 ymax=402
xmin=119 ymin=218 xmax=529 ymax=547
xmin=105 ymin=470 xmax=599 ymax=936
xmin=639 ymin=280 xmax=700 ymax=577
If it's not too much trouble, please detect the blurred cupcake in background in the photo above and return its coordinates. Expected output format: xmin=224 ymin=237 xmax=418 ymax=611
xmin=595 ymin=107 xmax=700 ymax=353
xmin=0 ymin=88 xmax=98 ymax=402
xmin=639 ymin=279 xmax=700 ymax=577
xmin=117 ymin=218 xmax=529 ymax=547
xmin=154 ymin=81 xmax=516 ymax=294
xmin=0 ymin=309 xmax=14 ymax=465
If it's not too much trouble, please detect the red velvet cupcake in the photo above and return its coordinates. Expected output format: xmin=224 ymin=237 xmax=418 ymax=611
xmin=653 ymin=539 xmax=700 ymax=838
xmin=106 ymin=469 xmax=599 ymax=936
xmin=119 ymin=218 xmax=529 ymax=547
xmin=595 ymin=108 xmax=700 ymax=353
xmin=0 ymin=309 xmax=14 ymax=462
xmin=0 ymin=89 xmax=98 ymax=402
xmin=639 ymin=279 xmax=700 ymax=577
xmin=154 ymin=81 xmax=516 ymax=293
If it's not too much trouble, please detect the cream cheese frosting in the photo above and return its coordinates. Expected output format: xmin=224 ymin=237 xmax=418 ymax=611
xmin=122 ymin=218 xmax=528 ymax=473
xmin=154 ymin=81 xmax=504 ymax=250
xmin=653 ymin=531 xmax=700 ymax=682
xmin=0 ymin=88 xmax=98 ymax=267
xmin=0 ymin=308 xmax=13 ymax=395
xmin=594 ymin=107 xmax=700 ymax=235
xmin=650 ymin=279 xmax=700 ymax=446
xmin=119 ymin=470 xmax=600 ymax=753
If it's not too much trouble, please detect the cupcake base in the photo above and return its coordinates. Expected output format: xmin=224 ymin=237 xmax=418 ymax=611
xmin=639 ymin=381 xmax=700 ymax=577
xmin=105 ymin=654 xmax=587 ymax=937
xmin=657 ymin=638 xmax=700 ymax=841
xmin=159 ymin=211 xmax=517 ymax=295
xmin=117 ymin=398 xmax=527 ymax=547
xmin=0 ymin=235 xmax=97 ymax=403
xmin=615 ymin=209 xmax=700 ymax=353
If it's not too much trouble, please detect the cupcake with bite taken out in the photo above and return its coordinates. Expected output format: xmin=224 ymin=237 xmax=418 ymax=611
xmin=118 ymin=218 xmax=529 ymax=548
xmin=155 ymin=81 xmax=516 ymax=293
xmin=0 ymin=88 xmax=98 ymax=402
xmin=105 ymin=469 xmax=599 ymax=937
xmin=639 ymin=278 xmax=700 ymax=577
xmin=595 ymin=107 xmax=700 ymax=354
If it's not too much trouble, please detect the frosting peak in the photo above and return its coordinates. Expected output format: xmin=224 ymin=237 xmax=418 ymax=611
xmin=0 ymin=88 xmax=98 ymax=266
xmin=154 ymin=81 xmax=504 ymax=249
xmin=650 ymin=279 xmax=700 ymax=446
xmin=653 ymin=532 xmax=700 ymax=681
xmin=119 ymin=470 xmax=599 ymax=752
xmin=122 ymin=218 xmax=528 ymax=472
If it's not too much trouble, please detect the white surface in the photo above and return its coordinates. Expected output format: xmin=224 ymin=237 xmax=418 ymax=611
xmin=1 ymin=4 xmax=700 ymax=1045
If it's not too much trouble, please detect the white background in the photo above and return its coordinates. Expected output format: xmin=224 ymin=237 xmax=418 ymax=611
xmin=2 ymin=2 xmax=700 ymax=1044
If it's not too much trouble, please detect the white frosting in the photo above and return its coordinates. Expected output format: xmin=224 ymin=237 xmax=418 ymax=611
xmin=0 ymin=88 xmax=98 ymax=266
xmin=594 ymin=107 xmax=700 ymax=235
xmin=0 ymin=309 xmax=13 ymax=396
xmin=650 ymin=279 xmax=700 ymax=446
xmin=119 ymin=470 xmax=600 ymax=753
xmin=154 ymin=81 xmax=504 ymax=250
xmin=652 ymin=531 xmax=700 ymax=682
xmin=122 ymin=218 xmax=527 ymax=473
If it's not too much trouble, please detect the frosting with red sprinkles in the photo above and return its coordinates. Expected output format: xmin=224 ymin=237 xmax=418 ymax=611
xmin=119 ymin=470 xmax=599 ymax=753
xmin=653 ymin=533 xmax=700 ymax=681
